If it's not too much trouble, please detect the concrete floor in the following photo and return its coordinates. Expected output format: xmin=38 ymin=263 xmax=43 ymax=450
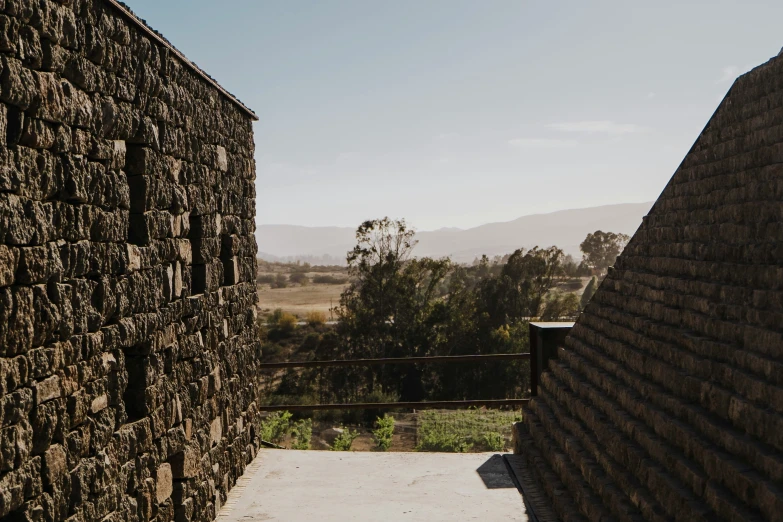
xmin=216 ymin=450 xmax=529 ymax=522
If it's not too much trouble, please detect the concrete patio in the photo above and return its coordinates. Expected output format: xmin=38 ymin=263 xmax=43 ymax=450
xmin=216 ymin=451 xmax=529 ymax=521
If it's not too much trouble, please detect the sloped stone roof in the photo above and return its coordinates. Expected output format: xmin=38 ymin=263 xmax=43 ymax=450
xmin=515 ymin=50 xmax=783 ymax=521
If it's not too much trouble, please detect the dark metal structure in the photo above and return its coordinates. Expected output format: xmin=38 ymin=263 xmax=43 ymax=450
xmin=528 ymin=321 xmax=574 ymax=396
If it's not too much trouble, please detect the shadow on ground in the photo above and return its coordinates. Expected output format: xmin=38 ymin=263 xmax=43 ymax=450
xmin=476 ymin=454 xmax=516 ymax=489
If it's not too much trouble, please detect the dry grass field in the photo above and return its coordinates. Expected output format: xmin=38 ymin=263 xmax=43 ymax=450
xmin=257 ymin=281 xmax=348 ymax=317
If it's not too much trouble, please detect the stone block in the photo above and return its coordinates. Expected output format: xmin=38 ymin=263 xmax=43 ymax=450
xmin=156 ymin=463 xmax=173 ymax=504
xmin=16 ymin=242 xmax=63 ymax=284
xmin=35 ymin=374 xmax=62 ymax=404
xmin=170 ymin=446 xmax=200 ymax=479
xmin=216 ymin=145 xmax=227 ymax=172
xmin=42 ymin=443 xmax=67 ymax=489
xmin=210 ymin=417 xmax=222 ymax=446
xmin=0 ymin=244 xmax=18 ymax=286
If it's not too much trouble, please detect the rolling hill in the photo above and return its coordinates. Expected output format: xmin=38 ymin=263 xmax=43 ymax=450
xmin=256 ymin=202 xmax=653 ymax=264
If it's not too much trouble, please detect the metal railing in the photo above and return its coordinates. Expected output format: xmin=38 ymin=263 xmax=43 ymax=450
xmin=257 ymin=321 xmax=574 ymax=412
xmin=257 ymin=352 xmax=531 ymax=411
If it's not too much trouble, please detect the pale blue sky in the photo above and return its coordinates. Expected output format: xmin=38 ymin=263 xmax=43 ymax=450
xmin=130 ymin=0 xmax=783 ymax=230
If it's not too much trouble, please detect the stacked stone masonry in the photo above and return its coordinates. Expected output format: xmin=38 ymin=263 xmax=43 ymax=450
xmin=0 ymin=1 xmax=262 ymax=521
xmin=515 ymin=51 xmax=783 ymax=522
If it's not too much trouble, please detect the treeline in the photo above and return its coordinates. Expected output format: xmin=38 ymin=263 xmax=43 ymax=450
xmin=256 ymin=259 xmax=349 ymax=288
xmin=262 ymin=218 xmax=628 ymax=409
xmin=257 ymin=272 xmax=348 ymax=288
xmin=257 ymin=258 xmax=348 ymax=274
xmin=258 ymin=253 xmax=347 ymax=266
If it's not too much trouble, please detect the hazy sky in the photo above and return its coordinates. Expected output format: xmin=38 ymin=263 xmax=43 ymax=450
xmin=130 ymin=0 xmax=783 ymax=230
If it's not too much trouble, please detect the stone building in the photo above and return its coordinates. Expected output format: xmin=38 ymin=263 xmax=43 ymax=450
xmin=0 ymin=1 xmax=261 ymax=521
xmin=515 ymin=50 xmax=783 ymax=521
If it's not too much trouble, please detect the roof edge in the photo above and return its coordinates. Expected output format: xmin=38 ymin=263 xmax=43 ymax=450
xmin=105 ymin=0 xmax=259 ymax=121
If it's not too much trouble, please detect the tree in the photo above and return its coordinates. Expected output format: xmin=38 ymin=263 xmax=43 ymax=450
xmin=579 ymin=230 xmax=630 ymax=274
xmin=540 ymin=292 xmax=580 ymax=321
xmin=476 ymin=246 xmax=565 ymax=327
xmin=580 ymin=276 xmax=598 ymax=309
xmin=335 ymin=218 xmax=451 ymax=401
xmin=431 ymin=246 xmax=564 ymax=401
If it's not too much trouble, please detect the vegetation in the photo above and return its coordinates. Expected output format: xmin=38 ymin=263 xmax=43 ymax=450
xmin=290 ymin=418 xmax=312 ymax=450
xmin=289 ymin=272 xmax=310 ymax=285
xmin=540 ymin=291 xmax=580 ymax=320
xmin=305 ymin=310 xmax=327 ymax=326
xmin=257 ymin=221 xmax=630 ymax=446
xmin=312 ymin=274 xmax=349 ymax=285
xmin=266 ymin=308 xmax=299 ymax=336
xmin=580 ymin=230 xmax=630 ymax=274
xmin=331 ymin=428 xmax=360 ymax=451
xmin=482 ymin=432 xmax=505 ymax=452
xmin=257 ymin=274 xmax=276 ymax=285
xmin=581 ymin=276 xmax=598 ymax=309
xmin=416 ymin=409 xmax=521 ymax=452
xmin=259 ymin=411 xmax=294 ymax=443
xmin=258 ymin=259 xmax=347 ymax=274
xmin=269 ymin=273 xmax=288 ymax=288
xmin=372 ymin=415 xmax=395 ymax=451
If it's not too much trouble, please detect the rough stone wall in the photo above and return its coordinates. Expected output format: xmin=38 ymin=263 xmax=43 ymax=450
xmin=0 ymin=1 xmax=261 ymax=521
xmin=515 ymin=51 xmax=783 ymax=521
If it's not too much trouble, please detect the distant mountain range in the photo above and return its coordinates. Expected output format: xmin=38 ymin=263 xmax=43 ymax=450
xmin=257 ymin=202 xmax=654 ymax=265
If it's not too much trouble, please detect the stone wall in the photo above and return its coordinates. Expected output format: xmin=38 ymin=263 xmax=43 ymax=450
xmin=514 ymin=50 xmax=783 ymax=521
xmin=0 ymin=1 xmax=261 ymax=521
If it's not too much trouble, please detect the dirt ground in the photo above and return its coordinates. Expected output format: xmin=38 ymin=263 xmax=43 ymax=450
xmin=257 ymin=283 xmax=348 ymax=317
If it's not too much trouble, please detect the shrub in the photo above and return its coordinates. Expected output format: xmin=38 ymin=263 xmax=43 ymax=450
xmin=372 ymin=415 xmax=395 ymax=451
xmin=290 ymin=418 xmax=312 ymax=450
xmin=416 ymin=432 xmax=473 ymax=453
xmin=267 ymin=308 xmax=297 ymax=334
xmin=257 ymin=274 xmax=275 ymax=285
xmin=330 ymin=428 xmax=359 ymax=451
xmin=312 ymin=274 xmax=348 ymax=285
xmin=271 ymin=274 xmax=288 ymax=288
xmin=259 ymin=411 xmax=293 ymax=443
xmin=300 ymin=332 xmax=321 ymax=351
xmin=288 ymin=272 xmax=309 ymax=285
xmin=277 ymin=312 xmax=298 ymax=334
xmin=305 ymin=310 xmax=327 ymax=326
xmin=261 ymin=342 xmax=283 ymax=358
xmin=266 ymin=308 xmax=285 ymax=327
xmin=482 ymin=432 xmax=505 ymax=452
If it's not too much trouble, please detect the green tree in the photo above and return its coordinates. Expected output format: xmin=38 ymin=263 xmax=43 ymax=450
xmin=580 ymin=276 xmax=598 ymax=309
xmin=540 ymin=291 xmax=580 ymax=321
xmin=430 ymin=247 xmax=563 ymax=401
xmin=335 ymin=218 xmax=452 ymax=401
xmin=579 ymin=231 xmax=630 ymax=274
xmin=476 ymin=246 xmax=565 ymax=326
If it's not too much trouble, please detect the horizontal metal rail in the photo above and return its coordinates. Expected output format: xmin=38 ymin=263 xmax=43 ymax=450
xmin=257 ymin=352 xmax=530 ymax=370
xmin=257 ymin=398 xmax=529 ymax=411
